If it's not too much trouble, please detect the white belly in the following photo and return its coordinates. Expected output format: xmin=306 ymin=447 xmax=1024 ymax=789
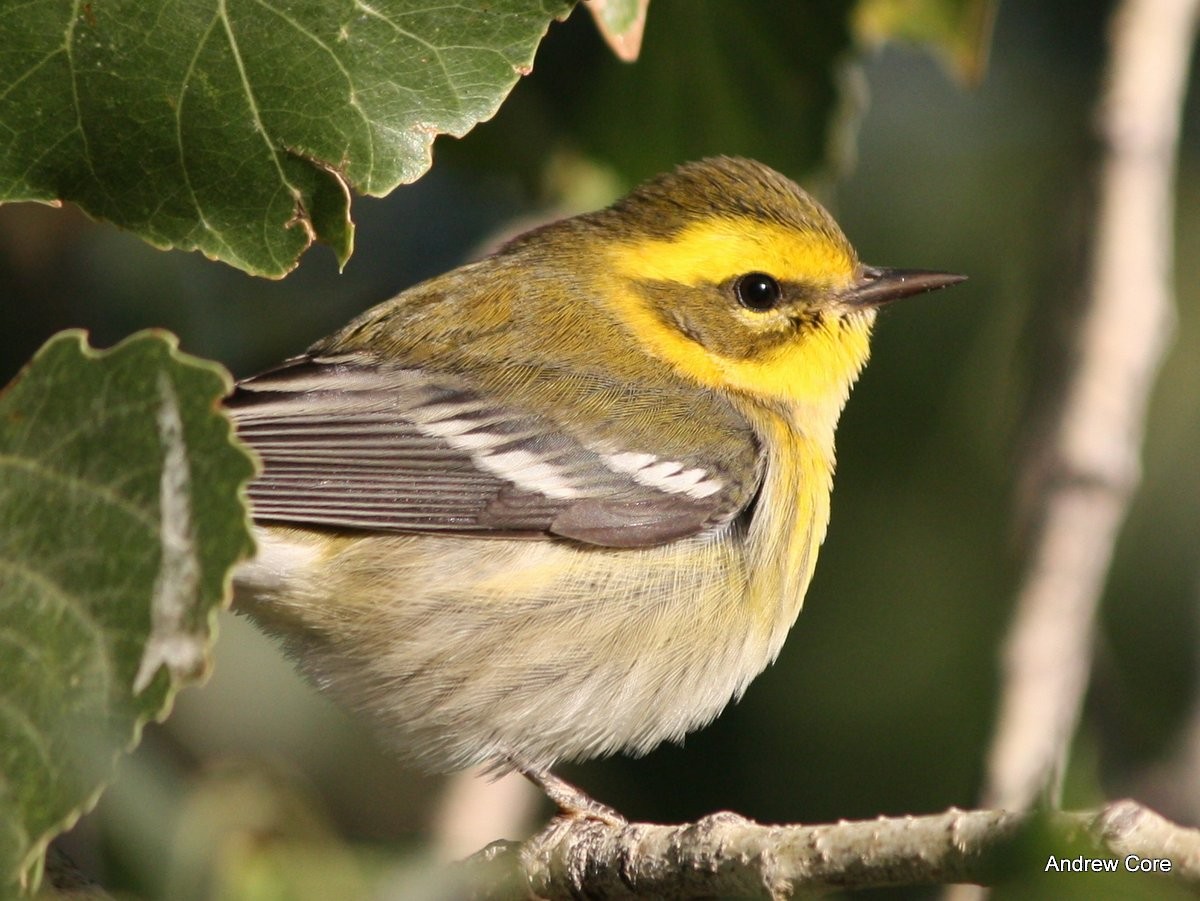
xmin=236 ymin=523 xmax=784 ymax=772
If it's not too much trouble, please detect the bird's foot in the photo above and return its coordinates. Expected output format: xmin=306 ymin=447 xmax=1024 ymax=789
xmin=520 ymin=767 xmax=626 ymax=827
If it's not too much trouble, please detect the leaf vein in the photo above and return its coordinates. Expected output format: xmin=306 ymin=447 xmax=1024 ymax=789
xmin=353 ymin=0 xmax=464 ymax=115
xmin=251 ymin=0 xmax=377 ymax=180
xmin=0 ymin=456 xmax=158 ymax=533
xmin=175 ymin=10 xmax=229 ymax=252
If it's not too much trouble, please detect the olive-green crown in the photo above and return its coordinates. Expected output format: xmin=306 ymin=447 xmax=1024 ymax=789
xmin=607 ymin=157 xmax=847 ymax=241
xmin=502 ymin=157 xmax=852 ymax=256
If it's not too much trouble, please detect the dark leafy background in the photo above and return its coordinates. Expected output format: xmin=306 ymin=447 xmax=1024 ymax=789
xmin=0 ymin=0 xmax=1197 ymax=897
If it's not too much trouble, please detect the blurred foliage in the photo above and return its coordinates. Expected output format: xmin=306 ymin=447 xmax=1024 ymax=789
xmin=441 ymin=0 xmax=860 ymax=189
xmin=1 ymin=0 xmax=1198 ymax=898
xmin=0 ymin=332 xmax=254 ymax=895
xmin=855 ymin=0 xmax=997 ymax=84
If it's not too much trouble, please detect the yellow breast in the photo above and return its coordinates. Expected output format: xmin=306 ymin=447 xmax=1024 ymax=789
xmin=741 ymin=404 xmax=838 ymax=658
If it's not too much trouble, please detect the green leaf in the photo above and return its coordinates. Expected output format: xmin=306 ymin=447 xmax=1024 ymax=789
xmin=0 ymin=0 xmax=575 ymax=277
xmin=854 ymin=0 xmax=998 ymax=85
xmin=0 ymin=331 xmax=256 ymax=895
xmin=585 ymin=0 xmax=649 ymax=61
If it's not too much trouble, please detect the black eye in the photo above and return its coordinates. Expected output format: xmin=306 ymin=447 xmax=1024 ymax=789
xmin=734 ymin=272 xmax=782 ymax=311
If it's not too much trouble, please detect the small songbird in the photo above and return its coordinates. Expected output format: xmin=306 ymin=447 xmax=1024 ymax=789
xmin=230 ymin=157 xmax=963 ymax=815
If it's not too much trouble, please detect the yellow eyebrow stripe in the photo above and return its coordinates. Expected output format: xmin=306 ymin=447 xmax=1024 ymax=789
xmin=605 ymin=217 xmax=856 ymax=287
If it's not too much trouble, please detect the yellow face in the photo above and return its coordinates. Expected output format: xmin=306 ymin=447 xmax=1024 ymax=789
xmin=603 ymin=215 xmax=875 ymax=409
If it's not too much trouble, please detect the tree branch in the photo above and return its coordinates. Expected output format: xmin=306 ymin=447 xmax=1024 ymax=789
xmin=981 ymin=0 xmax=1199 ymax=812
xmin=464 ymin=801 xmax=1200 ymax=899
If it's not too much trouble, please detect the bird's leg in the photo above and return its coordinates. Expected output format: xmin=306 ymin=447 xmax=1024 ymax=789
xmin=519 ymin=767 xmax=626 ymax=826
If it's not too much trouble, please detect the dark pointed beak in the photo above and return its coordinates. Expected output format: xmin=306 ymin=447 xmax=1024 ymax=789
xmin=845 ymin=267 xmax=967 ymax=308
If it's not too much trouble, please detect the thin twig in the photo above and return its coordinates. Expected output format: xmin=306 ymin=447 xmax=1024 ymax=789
xmin=981 ymin=0 xmax=1198 ymax=813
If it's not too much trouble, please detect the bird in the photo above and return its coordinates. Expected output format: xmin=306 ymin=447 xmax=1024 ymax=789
xmin=229 ymin=156 xmax=964 ymax=818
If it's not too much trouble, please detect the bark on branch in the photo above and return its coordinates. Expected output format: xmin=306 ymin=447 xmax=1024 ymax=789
xmin=465 ymin=800 xmax=1200 ymax=899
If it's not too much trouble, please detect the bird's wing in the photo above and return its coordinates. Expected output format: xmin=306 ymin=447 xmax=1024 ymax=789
xmin=227 ymin=355 xmax=761 ymax=548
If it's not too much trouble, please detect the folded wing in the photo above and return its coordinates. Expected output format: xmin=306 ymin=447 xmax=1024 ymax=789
xmin=227 ymin=355 xmax=761 ymax=548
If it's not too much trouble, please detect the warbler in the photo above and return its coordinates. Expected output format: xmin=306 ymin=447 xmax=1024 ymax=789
xmin=229 ymin=157 xmax=963 ymax=814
